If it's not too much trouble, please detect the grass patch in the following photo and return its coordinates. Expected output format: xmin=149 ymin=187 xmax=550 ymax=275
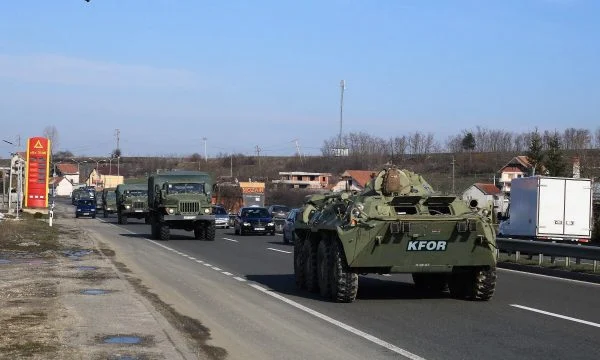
xmin=0 ymin=214 xmax=61 ymax=254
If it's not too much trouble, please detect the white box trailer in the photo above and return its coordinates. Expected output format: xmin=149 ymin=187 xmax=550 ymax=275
xmin=498 ymin=176 xmax=593 ymax=243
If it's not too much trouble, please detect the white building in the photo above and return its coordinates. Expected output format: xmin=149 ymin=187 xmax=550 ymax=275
xmin=462 ymin=182 xmax=507 ymax=217
xmin=49 ymin=176 xmax=74 ymax=197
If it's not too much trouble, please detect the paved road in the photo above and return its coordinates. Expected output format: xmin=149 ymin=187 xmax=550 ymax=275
xmin=67 ymin=199 xmax=600 ymax=360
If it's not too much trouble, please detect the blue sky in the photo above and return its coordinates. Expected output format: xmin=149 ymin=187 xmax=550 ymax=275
xmin=0 ymin=0 xmax=598 ymax=157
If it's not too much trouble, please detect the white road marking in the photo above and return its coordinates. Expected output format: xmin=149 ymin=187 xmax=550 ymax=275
xmin=233 ymin=276 xmax=246 ymax=282
xmin=499 ymin=268 xmax=600 ymax=287
xmin=248 ymin=284 xmax=426 ymax=360
xmin=267 ymin=247 xmax=292 ymax=254
xmin=223 ymin=238 xmax=239 ymax=242
xmin=189 ymin=257 xmax=197 ymax=260
xmin=212 ymin=267 xmax=222 ymax=271
xmin=222 ymin=272 xmax=233 ymax=276
xmin=195 ymin=260 xmax=204 ymax=263
xmin=511 ymin=304 xmax=600 ymax=328
xmin=204 ymin=263 xmax=213 ymax=267
xmin=382 ymin=274 xmax=391 ymax=277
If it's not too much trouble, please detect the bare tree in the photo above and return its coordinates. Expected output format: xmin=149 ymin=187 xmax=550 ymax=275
xmin=43 ymin=125 xmax=59 ymax=154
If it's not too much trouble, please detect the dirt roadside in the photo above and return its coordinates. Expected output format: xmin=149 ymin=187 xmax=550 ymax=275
xmin=0 ymin=206 xmax=227 ymax=360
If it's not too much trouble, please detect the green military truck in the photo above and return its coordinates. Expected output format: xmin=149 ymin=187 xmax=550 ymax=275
xmin=115 ymin=183 xmax=149 ymax=224
xmin=102 ymin=188 xmax=117 ymax=218
xmin=148 ymin=171 xmax=215 ymax=241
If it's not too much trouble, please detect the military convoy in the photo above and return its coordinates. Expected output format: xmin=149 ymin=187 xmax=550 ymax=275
xmin=148 ymin=171 xmax=216 ymax=241
xmin=115 ymin=183 xmax=149 ymax=224
xmin=293 ymin=166 xmax=498 ymax=303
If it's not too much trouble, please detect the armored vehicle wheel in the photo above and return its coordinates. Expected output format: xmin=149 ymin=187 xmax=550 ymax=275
xmin=303 ymin=239 xmax=319 ymax=293
xmin=317 ymin=239 xmax=332 ymax=299
xmin=159 ymin=224 xmax=170 ymax=241
xmin=449 ymin=267 xmax=496 ymax=301
xmin=103 ymin=210 xmax=108 ymax=218
xmin=194 ymin=224 xmax=205 ymax=240
xmin=412 ymin=273 xmax=449 ymax=293
xmin=331 ymin=240 xmax=358 ymax=303
xmin=205 ymin=222 xmax=216 ymax=241
xmin=294 ymin=237 xmax=306 ymax=289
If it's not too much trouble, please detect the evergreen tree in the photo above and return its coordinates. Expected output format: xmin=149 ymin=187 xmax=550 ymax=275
xmin=544 ymin=131 xmax=567 ymax=176
xmin=526 ymin=129 xmax=545 ymax=175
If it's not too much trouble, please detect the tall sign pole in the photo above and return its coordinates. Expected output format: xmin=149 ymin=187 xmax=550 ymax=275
xmin=25 ymin=137 xmax=50 ymax=209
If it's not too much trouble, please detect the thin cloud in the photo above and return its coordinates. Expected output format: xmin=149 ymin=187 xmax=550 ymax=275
xmin=0 ymin=53 xmax=199 ymax=89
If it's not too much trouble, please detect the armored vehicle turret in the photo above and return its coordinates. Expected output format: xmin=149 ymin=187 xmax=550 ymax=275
xmin=294 ymin=166 xmax=497 ymax=303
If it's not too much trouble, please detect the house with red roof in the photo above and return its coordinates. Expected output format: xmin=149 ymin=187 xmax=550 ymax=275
xmin=331 ymin=169 xmax=376 ymax=192
xmin=55 ymin=163 xmax=80 ymax=184
xmin=48 ymin=176 xmax=74 ymax=197
xmin=498 ymin=155 xmax=535 ymax=193
xmin=462 ymin=182 xmax=508 ymax=217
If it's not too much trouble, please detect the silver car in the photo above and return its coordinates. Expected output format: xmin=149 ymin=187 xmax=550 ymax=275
xmin=213 ymin=206 xmax=230 ymax=229
xmin=282 ymin=208 xmax=300 ymax=244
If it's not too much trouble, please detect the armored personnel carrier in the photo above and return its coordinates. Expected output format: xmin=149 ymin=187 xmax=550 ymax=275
xmin=293 ymin=166 xmax=497 ymax=303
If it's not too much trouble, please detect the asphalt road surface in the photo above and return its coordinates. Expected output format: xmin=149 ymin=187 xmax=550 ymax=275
xmin=69 ymin=200 xmax=600 ymax=360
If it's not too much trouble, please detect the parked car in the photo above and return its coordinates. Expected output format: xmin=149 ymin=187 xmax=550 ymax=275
xmin=267 ymin=204 xmax=290 ymax=232
xmin=75 ymin=199 xmax=97 ymax=218
xmin=282 ymin=208 xmax=300 ymax=244
xmin=213 ymin=205 xmax=230 ymax=229
xmin=234 ymin=206 xmax=275 ymax=236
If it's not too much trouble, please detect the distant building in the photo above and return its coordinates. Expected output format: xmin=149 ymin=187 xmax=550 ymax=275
xmin=498 ymin=156 xmax=534 ymax=193
xmin=56 ymin=163 xmax=80 ymax=184
xmin=331 ymin=170 xmax=375 ymax=192
xmin=462 ymin=182 xmax=508 ymax=217
xmin=84 ymin=169 xmax=124 ymax=189
xmin=272 ymin=171 xmax=332 ymax=189
xmin=49 ymin=176 xmax=74 ymax=197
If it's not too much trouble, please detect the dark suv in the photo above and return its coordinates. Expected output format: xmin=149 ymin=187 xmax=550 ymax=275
xmin=234 ymin=206 xmax=275 ymax=236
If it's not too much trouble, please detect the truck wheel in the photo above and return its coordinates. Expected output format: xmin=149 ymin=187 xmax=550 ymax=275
xmin=449 ymin=267 xmax=496 ymax=301
xmin=294 ymin=236 xmax=306 ymax=289
xmin=117 ymin=212 xmax=122 ymax=224
xmin=144 ymin=216 xmax=150 ymax=224
xmin=317 ymin=239 xmax=333 ymax=299
xmin=194 ymin=224 xmax=205 ymax=240
xmin=303 ymin=239 xmax=319 ymax=293
xmin=412 ymin=273 xmax=449 ymax=293
xmin=205 ymin=222 xmax=216 ymax=241
xmin=121 ymin=215 xmax=128 ymax=225
xmin=103 ymin=210 xmax=108 ymax=218
xmin=159 ymin=224 xmax=170 ymax=241
xmin=331 ymin=240 xmax=358 ymax=303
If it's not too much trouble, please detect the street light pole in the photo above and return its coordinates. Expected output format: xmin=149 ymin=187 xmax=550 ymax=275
xmin=203 ymin=137 xmax=208 ymax=162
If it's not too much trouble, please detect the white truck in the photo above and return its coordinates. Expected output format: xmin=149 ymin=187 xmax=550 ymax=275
xmin=498 ymin=176 xmax=593 ymax=243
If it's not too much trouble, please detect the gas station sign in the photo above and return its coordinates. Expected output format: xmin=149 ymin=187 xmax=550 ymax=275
xmin=25 ymin=137 xmax=50 ymax=208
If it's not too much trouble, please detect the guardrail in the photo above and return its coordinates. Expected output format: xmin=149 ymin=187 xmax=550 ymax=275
xmin=496 ymin=237 xmax=600 ymax=272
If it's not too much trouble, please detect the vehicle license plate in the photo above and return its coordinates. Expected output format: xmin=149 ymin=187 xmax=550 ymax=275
xmin=183 ymin=216 xmax=195 ymax=220
xmin=255 ymin=227 xmax=265 ymax=231
xmin=83 ymin=213 xmax=89 ymax=216
xmin=135 ymin=210 xmax=143 ymax=212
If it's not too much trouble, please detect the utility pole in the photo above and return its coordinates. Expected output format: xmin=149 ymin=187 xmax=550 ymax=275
xmin=451 ymin=156 xmax=456 ymax=194
xmin=255 ymin=145 xmax=262 ymax=173
xmin=293 ymin=139 xmax=303 ymax=164
xmin=115 ymin=129 xmax=120 ymax=177
xmin=339 ymin=80 xmax=346 ymax=149
xmin=230 ymin=154 xmax=233 ymax=177
xmin=203 ymin=137 xmax=208 ymax=162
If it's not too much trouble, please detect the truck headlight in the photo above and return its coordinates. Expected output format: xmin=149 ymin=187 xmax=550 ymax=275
xmin=126 ymin=205 xmax=131 ymax=209
xmin=204 ymin=208 xmax=210 ymax=214
xmin=168 ymin=208 xmax=175 ymax=214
